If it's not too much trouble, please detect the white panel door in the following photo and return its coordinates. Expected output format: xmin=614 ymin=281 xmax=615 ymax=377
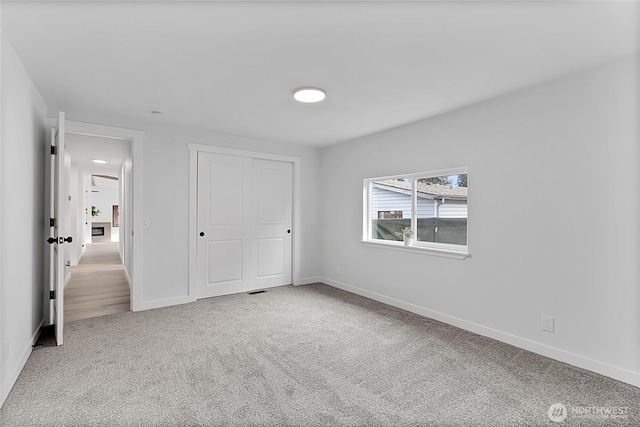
xmin=252 ymin=159 xmax=292 ymax=289
xmin=196 ymin=153 xmax=293 ymax=299
xmin=197 ymin=153 xmax=252 ymax=298
xmin=47 ymin=112 xmax=68 ymax=346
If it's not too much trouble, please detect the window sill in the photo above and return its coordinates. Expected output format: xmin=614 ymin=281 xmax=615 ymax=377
xmin=361 ymin=240 xmax=470 ymax=260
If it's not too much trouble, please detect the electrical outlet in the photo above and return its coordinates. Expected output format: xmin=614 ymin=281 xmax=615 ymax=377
xmin=542 ymin=315 xmax=554 ymax=333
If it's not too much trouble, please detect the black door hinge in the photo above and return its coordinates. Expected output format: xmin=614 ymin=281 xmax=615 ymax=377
xmin=50 ymin=145 xmax=56 ymax=155
xmin=49 ymin=290 xmax=55 ymax=300
xmin=49 ymin=218 xmax=55 ymax=227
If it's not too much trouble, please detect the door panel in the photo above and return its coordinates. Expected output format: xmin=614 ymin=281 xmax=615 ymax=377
xmin=256 ymin=238 xmax=285 ymax=278
xmin=207 ymin=240 xmax=243 ymax=283
xmin=196 ymin=153 xmax=293 ymax=298
xmin=197 ymin=153 xmax=251 ymax=298
xmin=252 ymin=159 xmax=292 ymax=289
xmin=47 ymin=111 xmax=66 ymax=346
xmin=207 ymin=162 xmax=243 ymax=227
xmin=256 ymin=167 xmax=287 ymax=225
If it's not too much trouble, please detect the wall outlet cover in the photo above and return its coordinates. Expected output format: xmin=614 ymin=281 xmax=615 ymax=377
xmin=542 ymin=315 xmax=554 ymax=333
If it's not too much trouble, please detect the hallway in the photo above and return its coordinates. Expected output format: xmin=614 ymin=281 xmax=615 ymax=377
xmin=64 ymin=243 xmax=130 ymax=323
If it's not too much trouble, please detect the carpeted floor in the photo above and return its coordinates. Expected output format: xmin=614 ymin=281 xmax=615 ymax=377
xmin=1 ymin=283 xmax=638 ymax=426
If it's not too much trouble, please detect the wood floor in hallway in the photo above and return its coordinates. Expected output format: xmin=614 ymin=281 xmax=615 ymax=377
xmin=64 ymin=243 xmax=131 ymax=323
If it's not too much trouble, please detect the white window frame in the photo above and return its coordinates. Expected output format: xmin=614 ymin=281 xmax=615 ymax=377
xmin=362 ymin=167 xmax=469 ymax=260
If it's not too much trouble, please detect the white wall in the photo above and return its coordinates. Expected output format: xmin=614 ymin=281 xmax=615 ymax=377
xmin=1 ymin=5 xmax=4 ymax=404
xmin=67 ymin=163 xmax=80 ymax=265
xmin=319 ymin=57 xmax=639 ymax=386
xmin=140 ymin=125 xmax=321 ymax=307
xmin=82 ymin=173 xmax=91 ymax=250
xmin=0 ymin=32 xmax=47 ymax=405
xmin=67 ymin=164 xmax=89 ymax=264
xmin=90 ymin=183 xmax=118 ymax=225
xmin=121 ymin=158 xmax=132 ymax=279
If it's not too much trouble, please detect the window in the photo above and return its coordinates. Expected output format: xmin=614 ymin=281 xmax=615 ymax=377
xmin=363 ymin=168 xmax=468 ymax=256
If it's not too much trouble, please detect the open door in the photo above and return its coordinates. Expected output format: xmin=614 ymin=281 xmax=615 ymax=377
xmin=46 ymin=112 xmax=70 ymax=345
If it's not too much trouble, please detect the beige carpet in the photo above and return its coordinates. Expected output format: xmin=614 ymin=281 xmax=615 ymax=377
xmin=1 ymin=283 xmax=638 ymax=426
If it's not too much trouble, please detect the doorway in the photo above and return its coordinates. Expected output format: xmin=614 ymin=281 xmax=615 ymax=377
xmin=45 ymin=116 xmax=144 ymax=345
xmin=63 ymin=133 xmax=131 ymax=322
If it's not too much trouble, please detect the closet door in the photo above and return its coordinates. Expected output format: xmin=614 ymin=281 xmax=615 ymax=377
xmin=252 ymin=159 xmax=293 ymax=289
xmin=197 ymin=153 xmax=293 ymax=299
xmin=197 ymin=152 xmax=252 ymax=298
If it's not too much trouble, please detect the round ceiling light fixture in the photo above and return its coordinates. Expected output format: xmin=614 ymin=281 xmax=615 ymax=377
xmin=92 ymin=159 xmax=107 ymax=164
xmin=293 ymin=87 xmax=326 ymax=103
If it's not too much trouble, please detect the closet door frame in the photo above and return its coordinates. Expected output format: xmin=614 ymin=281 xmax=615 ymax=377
xmin=188 ymin=143 xmax=302 ymax=301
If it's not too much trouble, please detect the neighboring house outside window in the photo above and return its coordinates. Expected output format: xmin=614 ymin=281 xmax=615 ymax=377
xmin=363 ymin=168 xmax=468 ymax=257
xmin=378 ymin=210 xmax=403 ymax=219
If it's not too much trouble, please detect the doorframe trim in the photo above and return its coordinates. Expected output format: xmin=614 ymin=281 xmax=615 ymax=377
xmin=64 ymin=120 xmax=145 ymax=311
xmin=188 ymin=143 xmax=302 ymax=300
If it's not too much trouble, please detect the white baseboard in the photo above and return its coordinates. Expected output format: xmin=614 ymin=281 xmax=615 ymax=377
xmin=140 ymin=295 xmax=194 ymax=311
xmin=140 ymin=278 xmax=321 ymax=311
xmin=63 ymin=271 xmax=72 ymax=288
xmin=295 ymin=277 xmax=323 ymax=286
xmin=1 ymin=319 xmax=44 ymax=407
xmin=124 ymin=269 xmax=132 ymax=290
xmin=320 ymin=277 xmax=640 ymax=388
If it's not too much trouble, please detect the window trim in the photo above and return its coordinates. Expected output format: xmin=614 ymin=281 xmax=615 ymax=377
xmin=363 ymin=167 xmax=469 ymax=259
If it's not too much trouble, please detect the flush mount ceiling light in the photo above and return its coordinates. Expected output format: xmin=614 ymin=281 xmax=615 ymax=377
xmin=293 ymin=87 xmax=326 ymax=103
xmin=92 ymin=159 xmax=107 ymax=164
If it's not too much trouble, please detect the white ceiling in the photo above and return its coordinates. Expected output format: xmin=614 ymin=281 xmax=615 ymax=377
xmin=92 ymin=175 xmax=119 ymax=189
xmin=2 ymin=1 xmax=637 ymax=147
xmin=66 ymin=133 xmax=130 ymax=176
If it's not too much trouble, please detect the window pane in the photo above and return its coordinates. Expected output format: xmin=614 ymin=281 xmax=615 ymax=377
xmin=371 ymin=179 xmax=412 ymax=241
xmin=378 ymin=211 xmax=403 ymax=219
xmin=415 ymin=174 xmax=467 ymax=245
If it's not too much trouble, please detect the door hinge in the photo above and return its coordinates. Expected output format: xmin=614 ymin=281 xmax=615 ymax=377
xmin=49 ymin=290 xmax=55 ymax=300
xmin=50 ymin=145 xmax=56 ymax=155
xmin=49 ymin=218 xmax=55 ymax=227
